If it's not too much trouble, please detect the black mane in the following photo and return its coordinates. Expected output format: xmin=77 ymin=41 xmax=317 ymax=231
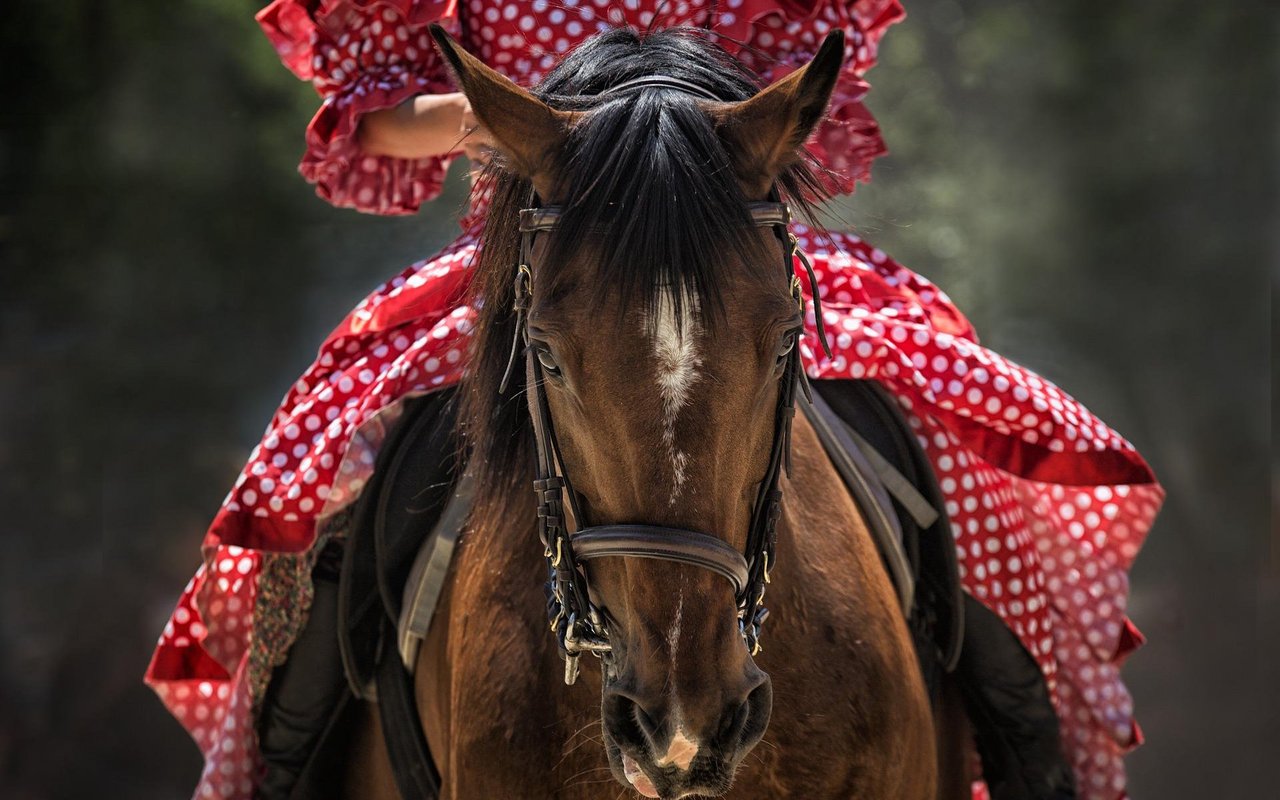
xmin=461 ymin=27 xmax=831 ymax=528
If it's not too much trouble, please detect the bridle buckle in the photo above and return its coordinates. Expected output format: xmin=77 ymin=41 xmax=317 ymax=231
xmin=559 ymin=610 xmax=612 ymax=685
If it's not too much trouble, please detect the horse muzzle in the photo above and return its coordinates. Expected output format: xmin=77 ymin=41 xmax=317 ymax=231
xmin=601 ymin=669 xmax=773 ymax=798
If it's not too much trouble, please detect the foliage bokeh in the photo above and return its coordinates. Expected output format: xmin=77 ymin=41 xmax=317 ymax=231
xmin=1 ymin=1 xmax=1272 ymax=798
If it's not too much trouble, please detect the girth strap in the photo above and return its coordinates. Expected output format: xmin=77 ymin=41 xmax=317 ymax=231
xmin=376 ymin=626 xmax=441 ymax=800
xmin=571 ymin=525 xmax=750 ymax=596
xmin=841 ymin=424 xmax=939 ymax=530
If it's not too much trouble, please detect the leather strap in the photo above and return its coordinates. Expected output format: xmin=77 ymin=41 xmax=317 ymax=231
xmin=813 ymin=380 xmax=965 ymax=674
xmin=746 ymin=201 xmax=791 ymax=227
xmin=803 ymin=390 xmax=915 ymax=615
xmin=338 ymin=394 xmax=458 ymax=701
xmin=841 ymin=423 xmax=939 ymax=529
xmin=598 ymin=75 xmax=723 ymax=101
xmin=376 ymin=626 xmax=441 ymax=800
xmin=518 ymin=206 xmax=562 ymax=232
xmin=397 ymin=470 xmax=475 ymax=671
xmin=519 ymin=202 xmax=789 ymax=233
xmin=571 ymin=525 xmax=750 ymax=596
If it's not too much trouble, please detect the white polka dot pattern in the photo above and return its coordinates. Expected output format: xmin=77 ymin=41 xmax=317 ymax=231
xmin=148 ymin=220 xmax=1160 ymax=800
xmin=258 ymin=0 xmax=465 ymax=213
xmin=147 ymin=551 xmax=261 ymax=797
xmin=149 ymin=4 xmax=1162 ymax=799
xmin=793 ymin=225 xmax=1163 ymax=799
xmin=725 ymin=0 xmax=905 ymax=192
xmin=257 ymin=0 xmax=903 ymax=213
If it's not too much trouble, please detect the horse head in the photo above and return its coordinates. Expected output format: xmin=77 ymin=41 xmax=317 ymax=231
xmin=437 ymin=26 xmax=844 ymax=799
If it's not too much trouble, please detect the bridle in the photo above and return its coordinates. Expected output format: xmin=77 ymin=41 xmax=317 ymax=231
xmin=496 ymin=77 xmax=832 ymax=685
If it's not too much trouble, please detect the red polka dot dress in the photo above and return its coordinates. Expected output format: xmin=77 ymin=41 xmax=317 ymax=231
xmin=145 ymin=3 xmax=1163 ymax=799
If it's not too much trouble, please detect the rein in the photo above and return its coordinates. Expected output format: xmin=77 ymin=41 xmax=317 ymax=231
xmin=498 ymin=81 xmax=833 ymax=685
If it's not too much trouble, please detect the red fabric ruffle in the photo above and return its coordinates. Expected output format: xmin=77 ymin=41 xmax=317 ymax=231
xmin=152 ymin=6 xmax=1161 ymax=799
xmin=714 ymin=0 xmax=906 ymax=193
xmin=301 ymin=71 xmax=457 ymax=214
xmin=257 ymin=0 xmax=462 ymax=212
xmin=713 ymin=0 xmax=904 ymax=75
xmin=257 ymin=0 xmax=459 ymax=89
xmin=147 ymin=220 xmax=1161 ymax=800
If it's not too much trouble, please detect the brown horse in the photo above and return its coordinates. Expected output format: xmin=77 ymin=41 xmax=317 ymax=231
xmin=347 ymin=26 xmax=969 ymax=800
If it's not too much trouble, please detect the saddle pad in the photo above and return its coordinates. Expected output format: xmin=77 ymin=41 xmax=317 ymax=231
xmin=802 ymin=389 xmax=916 ymax=615
xmin=337 ymin=390 xmax=459 ymax=700
xmin=814 ymin=380 xmax=965 ymax=678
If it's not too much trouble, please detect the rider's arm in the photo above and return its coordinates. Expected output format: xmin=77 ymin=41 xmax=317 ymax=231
xmin=358 ymin=92 xmax=471 ymax=159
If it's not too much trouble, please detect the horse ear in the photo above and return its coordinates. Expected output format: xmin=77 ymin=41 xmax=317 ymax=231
xmin=429 ymin=25 xmax=576 ymax=198
xmin=710 ymin=30 xmax=846 ymax=197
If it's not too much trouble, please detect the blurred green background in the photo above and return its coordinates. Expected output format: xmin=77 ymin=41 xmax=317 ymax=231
xmin=1 ymin=1 xmax=1273 ymax=798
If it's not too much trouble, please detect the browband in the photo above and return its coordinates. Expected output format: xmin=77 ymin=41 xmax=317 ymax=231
xmin=597 ymin=75 xmax=724 ymax=102
xmin=519 ymin=201 xmax=790 ymax=233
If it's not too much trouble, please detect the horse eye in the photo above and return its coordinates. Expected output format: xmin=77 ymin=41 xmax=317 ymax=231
xmin=536 ymin=347 xmax=561 ymax=375
xmin=777 ymin=332 xmax=797 ymax=362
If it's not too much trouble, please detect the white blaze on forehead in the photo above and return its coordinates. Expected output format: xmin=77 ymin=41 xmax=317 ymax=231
xmin=648 ymin=290 xmax=701 ymax=503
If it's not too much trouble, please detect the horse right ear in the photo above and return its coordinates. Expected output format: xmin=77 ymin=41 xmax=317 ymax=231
xmin=709 ymin=30 xmax=846 ymax=198
xmin=430 ymin=25 xmax=578 ymax=199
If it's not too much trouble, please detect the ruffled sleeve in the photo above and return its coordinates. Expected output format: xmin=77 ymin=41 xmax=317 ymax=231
xmin=257 ymin=0 xmax=463 ymax=215
xmin=714 ymin=0 xmax=906 ymax=195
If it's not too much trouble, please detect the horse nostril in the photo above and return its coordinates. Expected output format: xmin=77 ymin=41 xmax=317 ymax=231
xmin=605 ymin=692 xmax=659 ymax=751
xmin=718 ymin=699 xmax=750 ymax=742
xmin=736 ymin=678 xmax=773 ymax=750
xmin=632 ymin=700 xmax=661 ymax=743
xmin=605 ymin=676 xmax=773 ymax=767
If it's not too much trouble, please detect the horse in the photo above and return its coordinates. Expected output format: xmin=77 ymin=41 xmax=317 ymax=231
xmin=344 ymin=26 xmax=970 ymax=800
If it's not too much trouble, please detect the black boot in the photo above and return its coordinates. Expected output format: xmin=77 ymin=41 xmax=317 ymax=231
xmin=255 ymin=392 xmax=459 ymax=800
xmin=256 ymin=544 xmax=349 ymax=800
xmin=956 ymin=594 xmax=1077 ymax=800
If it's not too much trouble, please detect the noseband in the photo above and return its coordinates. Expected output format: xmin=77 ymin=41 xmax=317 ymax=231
xmin=499 ymin=79 xmax=832 ymax=685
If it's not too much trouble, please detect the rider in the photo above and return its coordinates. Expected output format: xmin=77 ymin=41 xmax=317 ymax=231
xmin=145 ymin=3 xmax=1163 ymax=799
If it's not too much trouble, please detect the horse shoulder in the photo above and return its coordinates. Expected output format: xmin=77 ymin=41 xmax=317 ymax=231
xmin=754 ymin=413 xmax=937 ymax=800
xmin=418 ymin=523 xmax=612 ymax=798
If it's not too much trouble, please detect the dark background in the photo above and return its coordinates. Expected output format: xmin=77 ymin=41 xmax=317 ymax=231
xmin=2 ymin=1 xmax=1274 ymax=797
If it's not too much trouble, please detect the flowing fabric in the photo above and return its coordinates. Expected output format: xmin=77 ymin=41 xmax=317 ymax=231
xmin=146 ymin=2 xmax=1161 ymax=798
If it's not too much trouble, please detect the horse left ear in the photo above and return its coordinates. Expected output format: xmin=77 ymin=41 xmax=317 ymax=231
xmin=710 ymin=31 xmax=846 ymax=197
xmin=430 ymin=25 xmax=578 ymax=198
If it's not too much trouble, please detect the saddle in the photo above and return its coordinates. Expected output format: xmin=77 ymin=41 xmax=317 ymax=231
xmin=296 ymin=380 xmax=1069 ymax=799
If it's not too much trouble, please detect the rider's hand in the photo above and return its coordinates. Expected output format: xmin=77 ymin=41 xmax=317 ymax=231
xmin=460 ymin=99 xmax=496 ymax=171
